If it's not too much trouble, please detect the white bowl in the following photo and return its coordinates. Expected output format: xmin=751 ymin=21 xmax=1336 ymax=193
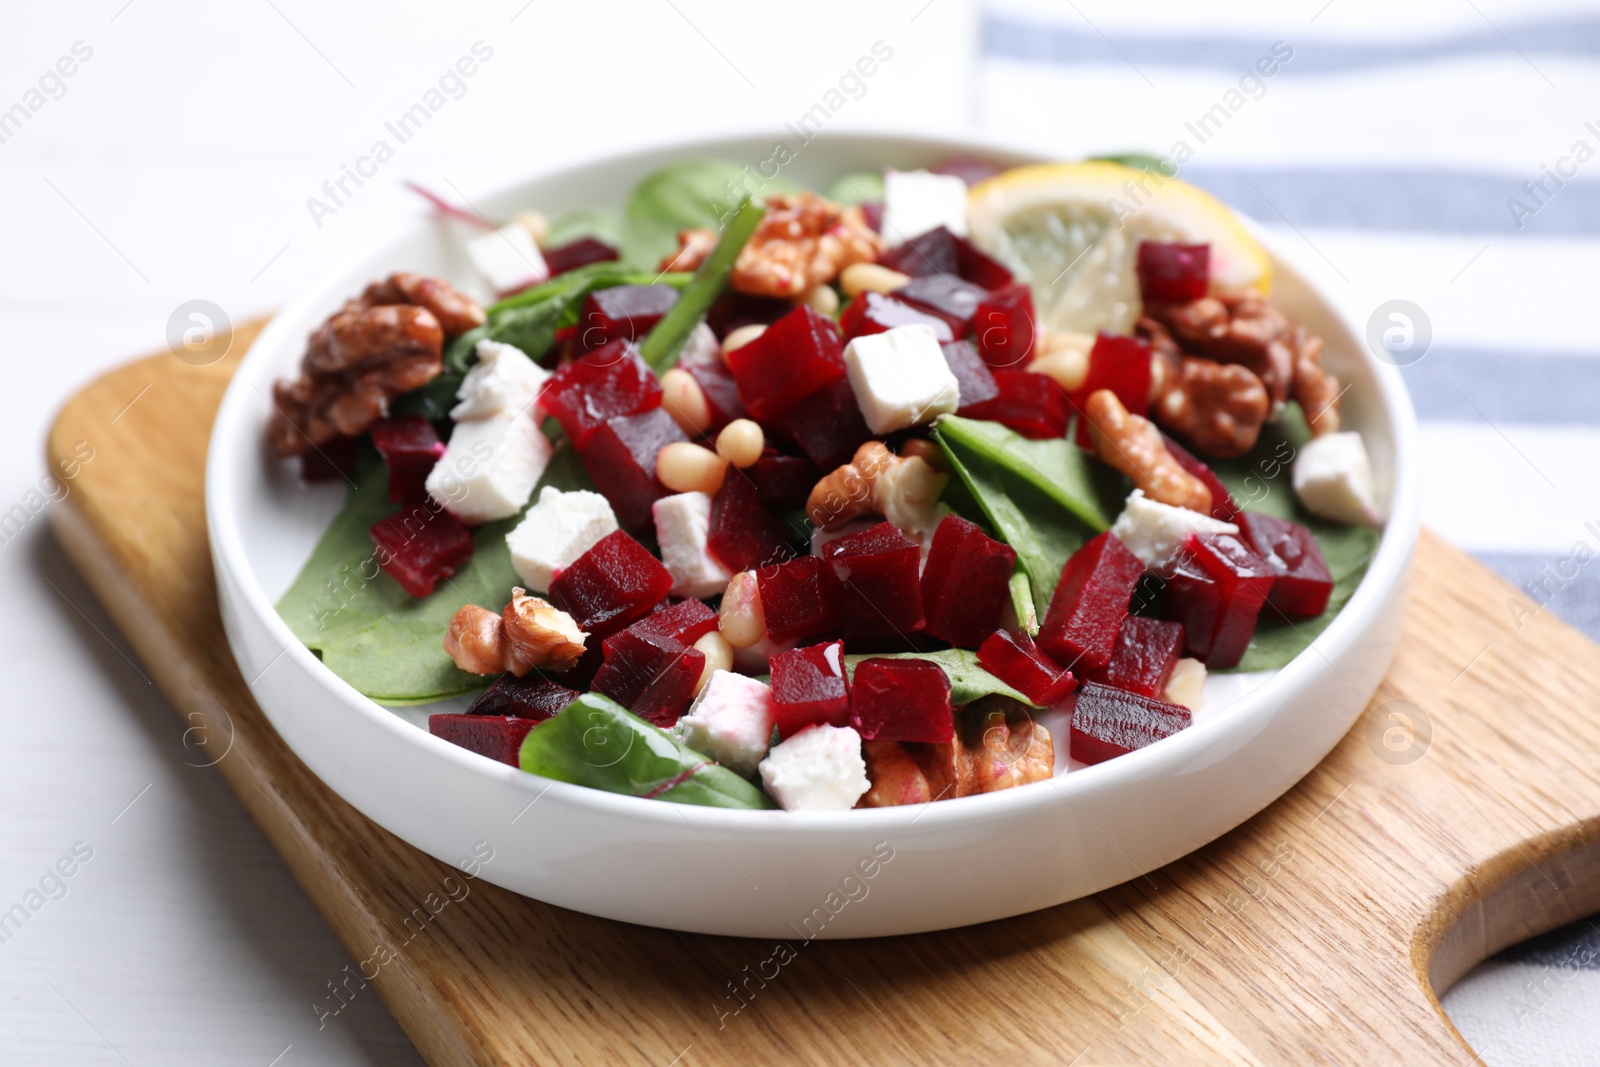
xmin=207 ymin=131 xmax=1418 ymax=938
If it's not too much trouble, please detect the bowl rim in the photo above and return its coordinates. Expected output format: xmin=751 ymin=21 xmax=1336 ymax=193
xmin=206 ymin=127 xmax=1420 ymax=835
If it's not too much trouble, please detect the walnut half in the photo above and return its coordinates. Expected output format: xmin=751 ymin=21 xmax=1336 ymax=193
xmin=443 ymin=590 xmax=587 ymax=676
xmin=662 ymin=193 xmax=882 ymax=299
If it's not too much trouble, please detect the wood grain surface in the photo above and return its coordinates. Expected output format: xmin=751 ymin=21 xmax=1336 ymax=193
xmin=46 ymin=324 xmax=1600 ymax=1066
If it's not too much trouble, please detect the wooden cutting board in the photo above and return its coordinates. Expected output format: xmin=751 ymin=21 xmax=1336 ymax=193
xmin=48 ymin=322 xmax=1600 ymax=1066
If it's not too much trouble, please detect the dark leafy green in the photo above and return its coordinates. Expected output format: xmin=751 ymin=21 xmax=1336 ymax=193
xmin=827 ymin=171 xmax=884 ymax=205
xmin=519 ymin=693 xmax=775 ymax=809
xmin=639 ymin=198 xmax=763 ymax=370
xmin=275 ymin=445 xmax=594 ymax=704
xmin=935 ymin=416 xmax=1124 ymax=532
xmin=621 ymin=158 xmax=800 ymax=270
xmin=544 ymin=207 xmax=624 ymax=248
xmin=843 ymin=649 xmax=1036 ymax=707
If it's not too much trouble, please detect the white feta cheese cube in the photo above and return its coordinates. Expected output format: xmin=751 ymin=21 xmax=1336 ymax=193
xmin=652 ymin=491 xmax=732 ymax=598
xmin=1292 ymin=432 xmax=1382 ymax=525
xmin=1110 ymin=489 xmax=1239 ymax=572
xmin=881 ymin=168 xmax=969 ymax=247
xmin=505 ymin=486 xmax=619 ymax=593
xmin=426 ymin=409 xmax=551 ymax=524
xmin=450 ymin=340 xmax=550 ymax=421
xmin=842 ymin=324 xmax=961 ymax=434
xmin=677 ymin=670 xmax=776 ymax=778
xmin=758 ymin=724 xmax=870 ymax=812
xmin=465 ymin=223 xmax=548 ymax=296
xmin=1163 ymin=657 xmax=1206 ymax=712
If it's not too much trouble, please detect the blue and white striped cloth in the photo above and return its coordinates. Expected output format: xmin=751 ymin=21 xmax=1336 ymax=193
xmin=975 ymin=2 xmax=1600 ymax=1060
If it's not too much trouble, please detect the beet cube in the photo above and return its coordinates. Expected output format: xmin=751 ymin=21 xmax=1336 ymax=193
xmin=549 ymin=530 xmax=674 ymax=639
xmin=370 ymin=416 xmax=445 ymax=505
xmin=574 ymin=285 xmax=679 ymax=354
xmin=919 ymin=515 xmax=1017 ymax=648
xmin=707 ymin=291 xmax=794 ymax=338
xmin=1087 ymin=616 xmax=1185 ymax=698
xmin=576 ymin=407 xmax=686 ymax=532
xmin=1069 ymin=682 xmax=1191 ymax=766
xmin=370 ymin=503 xmax=474 ymax=598
xmin=895 ymin=274 xmax=990 ymax=335
xmin=1069 ymin=333 xmax=1152 ymax=446
xmin=758 ymin=556 xmax=838 ymax=644
xmin=301 ymin=434 xmax=362 ymax=483
xmin=769 ymin=640 xmax=851 ymax=738
xmin=849 ymin=659 xmax=954 ymax=743
xmin=1038 ymin=532 xmax=1144 ymax=670
xmin=542 ymin=340 xmax=663 ymax=447
xmin=971 ymin=283 xmax=1036 ymax=369
xmin=955 ymin=236 xmax=1016 ymax=290
xmin=725 ymin=306 xmax=845 ymax=420
xmin=772 ymin=376 xmax=873 ymax=470
xmin=1163 ymin=434 xmax=1240 ymax=523
xmin=708 ymin=468 xmax=796 ymax=573
xmin=839 ymin=291 xmax=954 ymax=344
xmin=591 ymin=628 xmax=704 ymax=727
xmin=429 ymin=714 xmax=542 ymax=766
xmin=878 ymin=227 xmax=1013 ymax=290
xmin=1237 ymin=512 xmax=1334 ymax=618
xmin=542 ymin=237 xmax=619 ymax=277
xmin=614 ymin=597 xmax=719 ymax=650
xmin=752 ymin=452 xmax=821 ymax=509
xmin=682 ymin=359 xmax=747 ymax=431
xmin=1164 ymin=532 xmax=1275 ymax=668
xmin=822 ymin=521 xmax=925 ymax=641
xmin=1137 ymin=242 xmax=1210 ymax=304
xmin=977 ymin=629 xmax=1077 ymax=706
xmin=940 ymin=340 xmax=1000 ymax=408
xmin=465 ymin=675 xmax=580 ymax=719
xmin=960 ymin=369 xmax=1069 ymax=439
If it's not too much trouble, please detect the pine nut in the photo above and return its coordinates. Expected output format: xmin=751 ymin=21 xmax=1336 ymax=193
xmin=840 ymin=262 xmax=911 ymax=298
xmin=720 ymin=324 xmax=767 ymax=363
xmin=718 ymin=572 xmax=767 ymax=648
xmin=801 ymin=284 xmax=840 ymax=315
xmin=715 ymin=419 xmax=765 ymax=469
xmin=660 ymin=368 xmax=713 ymax=436
xmin=656 ymin=441 xmax=727 ymax=496
xmin=691 ymin=631 xmax=734 ymax=695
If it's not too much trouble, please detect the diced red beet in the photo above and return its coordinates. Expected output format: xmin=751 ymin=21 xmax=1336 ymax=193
xmin=758 ymin=556 xmax=838 ymax=644
xmin=465 ymin=675 xmax=580 ymax=719
xmin=370 ymin=503 xmax=474 ymax=598
xmin=541 ymin=340 xmax=663 ymax=447
xmin=301 ymin=434 xmax=362 ymax=483
xmin=971 ymin=283 xmax=1036 ymax=369
xmin=576 ymin=408 xmax=686 ymax=532
xmin=1087 ymin=616 xmax=1185 ymax=698
xmin=706 ymin=291 xmax=794 ymax=338
xmin=1038 ymin=532 xmax=1144 ymax=670
xmin=616 ymin=597 xmax=720 ymax=649
xmin=1163 ymin=435 xmax=1241 ymax=523
xmin=960 ymin=369 xmax=1069 ymax=438
xmin=573 ymin=285 xmax=680 ymax=354
xmin=725 ymin=306 xmax=845 ymax=421
xmin=930 ymin=155 xmax=1004 ymax=186
xmin=1236 ymin=512 xmax=1334 ymax=618
xmin=591 ymin=629 xmax=704 ymax=727
xmin=838 ymin=291 xmax=954 ymax=344
xmin=1069 ymin=682 xmax=1191 ymax=766
xmin=772 ymin=376 xmax=874 ymax=470
xmin=1069 ymin=333 xmax=1153 ymax=446
xmin=878 ymin=227 xmax=1013 ymax=290
xmin=769 ymin=640 xmax=850 ymax=738
xmin=977 ymin=629 xmax=1077 ymax=705
xmin=849 ymin=659 xmax=954 ymax=743
xmin=681 ymin=360 xmax=747 ymax=431
xmin=1164 ymin=532 xmax=1275 ymax=668
xmin=940 ymin=340 xmax=1000 ymax=408
xmin=370 ymin=416 xmax=445 ymax=504
xmin=707 ymin=467 xmax=796 ymax=574
xmin=956 ymin=238 xmax=1016 ymax=291
xmin=1137 ymin=242 xmax=1210 ymax=304
xmin=919 ymin=515 xmax=1017 ymax=648
xmin=895 ymin=275 xmax=990 ymax=335
xmin=429 ymin=715 xmax=542 ymax=766
xmin=542 ymin=237 xmax=619 ymax=277
xmin=752 ymin=452 xmax=821 ymax=509
xmin=549 ymin=530 xmax=674 ymax=640
xmin=822 ymin=521 xmax=925 ymax=641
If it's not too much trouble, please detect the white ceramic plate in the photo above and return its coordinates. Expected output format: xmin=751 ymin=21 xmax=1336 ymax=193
xmin=207 ymin=131 xmax=1418 ymax=938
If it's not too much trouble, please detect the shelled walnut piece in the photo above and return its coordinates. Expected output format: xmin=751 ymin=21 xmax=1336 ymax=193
xmin=268 ymin=272 xmax=485 ymax=456
xmin=805 ymin=440 xmax=947 ymax=534
xmin=1142 ymin=317 xmax=1270 ymax=459
xmin=444 ymin=589 xmax=587 ymax=676
xmin=661 ymin=192 xmax=882 ymax=299
xmin=1082 ymin=389 xmax=1212 ymax=513
xmin=856 ymin=697 xmax=1054 ymax=808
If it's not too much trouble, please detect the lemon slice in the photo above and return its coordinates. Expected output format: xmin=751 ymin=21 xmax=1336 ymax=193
xmin=966 ymin=161 xmax=1271 ymax=336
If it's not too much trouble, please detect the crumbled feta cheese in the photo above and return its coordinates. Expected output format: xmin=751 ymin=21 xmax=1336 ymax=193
xmin=677 ymin=670 xmax=776 ymax=778
xmin=675 ymin=321 xmax=721 ymax=368
xmin=1163 ymin=657 xmax=1206 ymax=712
xmin=758 ymin=724 xmax=870 ymax=811
xmin=881 ymin=169 xmax=969 ymax=247
xmin=842 ymin=324 xmax=961 ymax=434
xmin=426 ymin=409 xmax=551 ymax=524
xmin=465 ymin=223 xmax=549 ymax=295
xmin=652 ymin=491 xmax=731 ymax=598
xmin=450 ymin=340 xmax=550 ymax=421
xmin=1110 ymin=489 xmax=1239 ymax=572
xmin=1292 ymin=432 xmax=1383 ymax=525
xmin=505 ymin=486 xmax=619 ymax=593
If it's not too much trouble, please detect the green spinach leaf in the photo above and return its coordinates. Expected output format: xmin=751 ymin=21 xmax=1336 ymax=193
xmin=935 ymin=416 xmax=1124 ymax=532
xmin=827 ymin=171 xmax=885 ymax=205
xmin=544 ymin=207 xmax=625 ymax=248
xmin=622 ymin=158 xmax=800 ymax=270
xmin=843 ymin=649 xmax=1036 ymax=707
